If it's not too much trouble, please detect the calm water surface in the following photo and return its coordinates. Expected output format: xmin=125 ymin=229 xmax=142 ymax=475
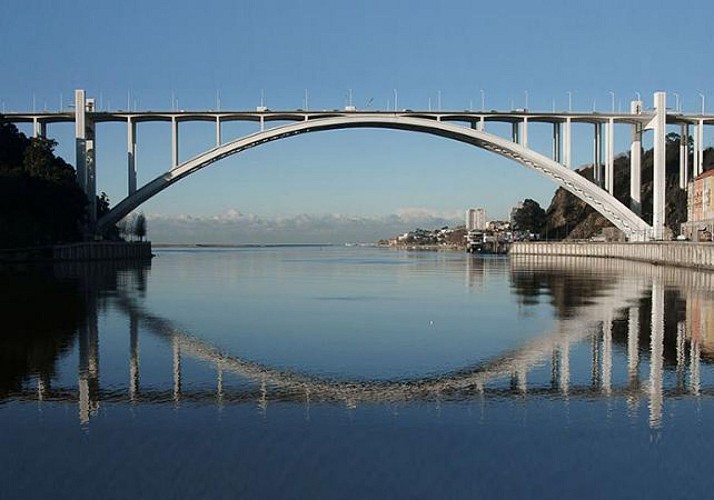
xmin=2 ymin=247 xmax=714 ymax=499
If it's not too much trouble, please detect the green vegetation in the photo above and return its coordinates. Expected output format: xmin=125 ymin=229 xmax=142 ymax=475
xmin=0 ymin=120 xmax=119 ymax=248
xmin=512 ymin=199 xmax=546 ymax=234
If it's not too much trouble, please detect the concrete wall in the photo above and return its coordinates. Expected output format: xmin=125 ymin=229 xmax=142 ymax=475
xmin=52 ymin=242 xmax=152 ymax=261
xmin=510 ymin=241 xmax=714 ymax=271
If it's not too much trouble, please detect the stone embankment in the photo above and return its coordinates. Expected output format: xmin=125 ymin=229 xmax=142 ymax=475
xmin=0 ymin=241 xmax=152 ymax=262
xmin=510 ymin=241 xmax=714 ymax=271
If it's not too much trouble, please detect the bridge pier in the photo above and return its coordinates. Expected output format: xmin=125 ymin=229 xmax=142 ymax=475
xmin=630 ymin=100 xmax=643 ymax=215
xmin=75 ymin=89 xmax=97 ymax=230
xmin=563 ymin=118 xmax=572 ymax=168
xmin=593 ymin=122 xmax=603 ymax=187
xmin=32 ymin=117 xmax=46 ymax=138
xmin=680 ymin=123 xmax=689 ymax=189
xmin=171 ymin=117 xmax=179 ymax=168
xmin=511 ymin=122 xmax=519 ymax=143
xmin=651 ymin=92 xmax=667 ymax=240
xmin=552 ymin=122 xmax=561 ymax=163
xmin=127 ymin=118 xmax=137 ymax=195
xmin=522 ymin=117 xmax=528 ymax=147
xmin=694 ymin=119 xmax=704 ymax=176
xmin=215 ymin=116 xmax=222 ymax=147
xmin=605 ymin=118 xmax=614 ymax=194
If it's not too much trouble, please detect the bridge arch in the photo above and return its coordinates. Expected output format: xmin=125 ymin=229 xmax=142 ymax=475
xmin=98 ymin=115 xmax=650 ymax=239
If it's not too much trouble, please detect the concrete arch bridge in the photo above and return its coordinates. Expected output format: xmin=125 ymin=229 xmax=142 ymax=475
xmin=5 ymin=90 xmax=713 ymax=240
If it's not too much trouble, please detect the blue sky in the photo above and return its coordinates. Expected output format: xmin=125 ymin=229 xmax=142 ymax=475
xmin=2 ymin=0 xmax=713 ymax=242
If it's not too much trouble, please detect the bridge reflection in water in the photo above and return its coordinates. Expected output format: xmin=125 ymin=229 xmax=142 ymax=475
xmin=10 ymin=255 xmax=714 ymax=430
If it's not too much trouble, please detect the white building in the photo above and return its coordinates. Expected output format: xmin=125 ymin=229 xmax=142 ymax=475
xmin=465 ymin=208 xmax=487 ymax=231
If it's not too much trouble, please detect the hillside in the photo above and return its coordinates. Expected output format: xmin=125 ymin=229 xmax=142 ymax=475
xmin=543 ymin=134 xmax=712 ymax=240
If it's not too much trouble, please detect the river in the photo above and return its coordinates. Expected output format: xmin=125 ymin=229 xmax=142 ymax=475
xmin=1 ymin=246 xmax=713 ymax=498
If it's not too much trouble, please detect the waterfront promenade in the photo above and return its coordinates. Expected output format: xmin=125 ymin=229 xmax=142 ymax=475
xmin=511 ymin=241 xmax=714 ymax=271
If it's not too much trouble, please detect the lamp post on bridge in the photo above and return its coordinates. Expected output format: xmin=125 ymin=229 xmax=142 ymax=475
xmin=480 ymin=89 xmax=485 ymax=112
xmin=609 ymin=91 xmax=615 ymax=113
xmin=698 ymin=92 xmax=705 ymax=114
xmin=566 ymin=91 xmax=572 ymax=112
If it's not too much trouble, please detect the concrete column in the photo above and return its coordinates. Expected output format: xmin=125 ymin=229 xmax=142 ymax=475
xmin=75 ymin=89 xmax=87 ymax=194
xmin=552 ymin=122 xmax=561 ymax=163
xmin=511 ymin=122 xmax=519 ymax=144
xmin=630 ymin=109 xmax=642 ymax=215
xmin=593 ymin=122 xmax=603 ymax=187
xmin=696 ymin=119 xmax=704 ymax=176
xmin=127 ymin=118 xmax=137 ymax=195
xmin=649 ymin=279 xmax=664 ymax=429
xmin=522 ymin=118 xmax=528 ymax=148
xmin=478 ymin=116 xmax=485 ymax=132
xmin=33 ymin=118 xmax=46 ymax=138
xmin=680 ymin=124 xmax=689 ymax=189
xmin=563 ymin=118 xmax=572 ymax=168
xmin=652 ymin=92 xmax=667 ymax=240
xmin=171 ymin=117 xmax=179 ymax=168
xmin=215 ymin=116 xmax=222 ymax=147
xmin=605 ymin=118 xmax=614 ymax=194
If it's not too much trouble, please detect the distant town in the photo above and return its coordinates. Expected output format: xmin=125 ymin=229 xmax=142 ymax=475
xmin=379 ymin=202 xmax=538 ymax=253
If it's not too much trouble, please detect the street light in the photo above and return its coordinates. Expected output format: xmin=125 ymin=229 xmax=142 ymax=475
xmin=634 ymin=91 xmax=641 ymax=102
xmin=393 ymin=89 xmax=398 ymax=112
xmin=524 ymin=90 xmax=528 ymax=110
xmin=609 ymin=91 xmax=615 ymax=113
xmin=566 ymin=91 xmax=572 ymax=112
xmin=698 ymin=92 xmax=705 ymax=114
xmin=437 ymin=90 xmax=442 ymax=111
xmin=480 ymin=89 xmax=485 ymax=111
xmin=673 ymin=92 xmax=680 ymax=113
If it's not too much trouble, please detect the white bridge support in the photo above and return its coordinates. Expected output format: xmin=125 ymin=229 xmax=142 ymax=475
xmin=563 ymin=118 xmax=572 ymax=169
xmin=75 ymin=89 xmax=96 ymax=228
xmin=593 ymin=122 xmax=603 ymax=187
xmin=127 ymin=118 xmax=137 ymax=195
xmin=630 ymin=100 xmax=643 ymax=215
xmin=694 ymin=119 xmax=704 ymax=177
xmin=649 ymin=92 xmax=667 ymax=240
xmin=680 ymin=123 xmax=689 ymax=189
xmin=605 ymin=118 xmax=614 ymax=194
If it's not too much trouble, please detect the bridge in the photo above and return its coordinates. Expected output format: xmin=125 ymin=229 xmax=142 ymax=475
xmin=4 ymin=90 xmax=713 ymax=240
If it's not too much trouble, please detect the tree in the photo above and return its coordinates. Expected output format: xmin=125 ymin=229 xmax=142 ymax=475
xmin=513 ymin=199 xmax=546 ymax=235
xmin=134 ymin=213 xmax=147 ymax=242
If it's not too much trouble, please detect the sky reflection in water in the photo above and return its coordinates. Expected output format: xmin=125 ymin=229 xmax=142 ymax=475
xmin=1 ymin=247 xmax=714 ymax=498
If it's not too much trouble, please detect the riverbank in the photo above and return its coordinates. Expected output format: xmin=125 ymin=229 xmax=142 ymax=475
xmin=0 ymin=241 xmax=153 ymax=262
xmin=510 ymin=241 xmax=714 ymax=271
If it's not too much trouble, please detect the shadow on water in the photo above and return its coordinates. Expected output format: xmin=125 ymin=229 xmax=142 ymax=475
xmin=0 ymin=260 xmax=151 ymax=398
